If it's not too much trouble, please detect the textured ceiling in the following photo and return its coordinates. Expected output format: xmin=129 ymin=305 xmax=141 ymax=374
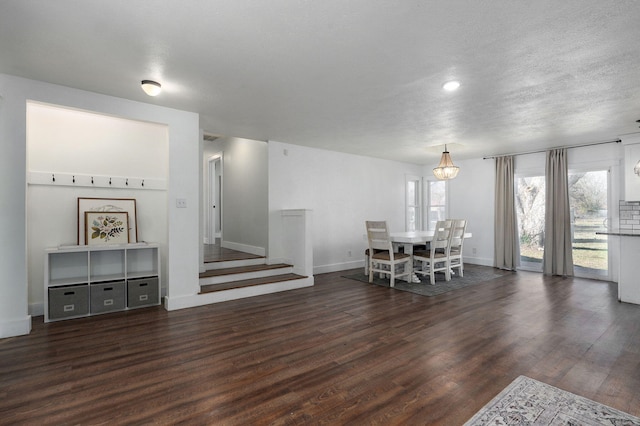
xmin=1 ymin=1 xmax=640 ymax=164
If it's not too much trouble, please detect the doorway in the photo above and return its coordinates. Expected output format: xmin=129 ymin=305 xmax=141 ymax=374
xmin=515 ymin=170 xmax=610 ymax=279
xmin=568 ymin=169 xmax=609 ymax=279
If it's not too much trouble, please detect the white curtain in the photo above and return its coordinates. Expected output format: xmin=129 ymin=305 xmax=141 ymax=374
xmin=543 ymin=149 xmax=574 ymax=276
xmin=494 ymin=156 xmax=520 ymax=270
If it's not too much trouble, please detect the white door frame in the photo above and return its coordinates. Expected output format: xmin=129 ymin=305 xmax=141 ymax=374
xmin=207 ymin=153 xmax=223 ymax=243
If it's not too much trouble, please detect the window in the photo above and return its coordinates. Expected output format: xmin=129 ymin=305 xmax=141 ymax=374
xmin=406 ymin=177 xmax=448 ymax=232
xmin=405 ymin=175 xmax=421 ymax=231
xmin=425 ymin=180 xmax=446 ymax=230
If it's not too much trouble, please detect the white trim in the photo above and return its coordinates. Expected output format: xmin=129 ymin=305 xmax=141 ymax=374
xmin=465 ymin=256 xmax=495 ymax=267
xmin=206 ymin=153 xmax=223 ymax=242
xmin=314 ymin=260 xmax=364 ymax=275
xmin=0 ymin=316 xmax=32 ymax=339
xmin=220 ymin=240 xmax=265 ymax=256
xmin=29 ymin=302 xmax=44 ymax=317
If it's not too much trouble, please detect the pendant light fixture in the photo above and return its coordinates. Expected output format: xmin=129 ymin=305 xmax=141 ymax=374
xmin=433 ymin=144 xmax=459 ymax=180
xmin=141 ymin=80 xmax=162 ymax=96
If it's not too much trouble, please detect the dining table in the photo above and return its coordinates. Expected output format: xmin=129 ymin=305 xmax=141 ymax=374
xmin=389 ymin=230 xmax=472 ymax=255
xmin=388 ymin=230 xmax=473 ymax=282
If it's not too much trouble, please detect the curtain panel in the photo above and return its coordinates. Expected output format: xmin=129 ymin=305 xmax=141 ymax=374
xmin=543 ymin=148 xmax=574 ymax=276
xmin=494 ymin=156 xmax=520 ymax=270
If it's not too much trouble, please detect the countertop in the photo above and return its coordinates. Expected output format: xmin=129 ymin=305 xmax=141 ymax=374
xmin=595 ymin=229 xmax=640 ymax=237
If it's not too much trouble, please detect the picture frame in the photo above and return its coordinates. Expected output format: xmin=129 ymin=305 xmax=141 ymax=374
xmin=85 ymin=212 xmax=130 ymax=245
xmin=78 ymin=197 xmax=137 ymax=244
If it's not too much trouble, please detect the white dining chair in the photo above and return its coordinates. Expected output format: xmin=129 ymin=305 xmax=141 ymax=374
xmin=413 ymin=220 xmax=453 ymax=285
xmin=448 ymin=219 xmax=467 ymax=277
xmin=365 ymin=221 xmax=412 ymax=287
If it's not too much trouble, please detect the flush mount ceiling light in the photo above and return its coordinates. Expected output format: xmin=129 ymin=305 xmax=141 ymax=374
xmin=442 ymin=80 xmax=461 ymax=91
xmin=141 ymin=80 xmax=162 ymax=96
xmin=433 ymin=144 xmax=460 ymax=180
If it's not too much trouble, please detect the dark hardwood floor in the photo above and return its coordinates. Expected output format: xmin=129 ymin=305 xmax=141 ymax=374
xmin=2 ymin=265 xmax=639 ymax=425
xmin=204 ymin=243 xmax=264 ymax=263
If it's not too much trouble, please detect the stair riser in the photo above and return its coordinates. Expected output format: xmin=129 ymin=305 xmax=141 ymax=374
xmin=195 ymin=278 xmax=314 ymax=306
xmin=204 ymin=257 xmax=265 ymax=270
xmin=199 ymin=266 xmax=294 ymax=286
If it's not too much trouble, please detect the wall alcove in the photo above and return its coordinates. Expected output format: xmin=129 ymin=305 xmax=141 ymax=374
xmin=26 ymin=101 xmax=169 ymax=315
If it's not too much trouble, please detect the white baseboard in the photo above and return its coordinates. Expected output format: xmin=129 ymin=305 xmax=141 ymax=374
xmin=465 ymin=256 xmax=494 ymax=267
xmin=314 ymin=260 xmax=364 ymax=275
xmin=29 ymin=302 xmax=44 ymax=317
xmin=0 ymin=315 xmax=32 ymax=339
xmin=221 ymin=240 xmax=265 ymax=257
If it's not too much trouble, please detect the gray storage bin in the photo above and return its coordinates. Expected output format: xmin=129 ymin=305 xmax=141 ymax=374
xmin=127 ymin=277 xmax=159 ymax=308
xmin=49 ymin=284 xmax=89 ymax=320
xmin=90 ymin=280 xmax=125 ymax=314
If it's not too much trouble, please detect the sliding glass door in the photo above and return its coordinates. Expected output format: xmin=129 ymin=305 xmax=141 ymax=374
xmin=515 ymin=169 xmax=609 ymax=278
xmin=568 ymin=170 xmax=609 ymax=279
xmin=516 ymin=175 xmax=545 ymax=271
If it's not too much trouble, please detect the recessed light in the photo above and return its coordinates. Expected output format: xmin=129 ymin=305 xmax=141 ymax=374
xmin=442 ymin=80 xmax=461 ymax=91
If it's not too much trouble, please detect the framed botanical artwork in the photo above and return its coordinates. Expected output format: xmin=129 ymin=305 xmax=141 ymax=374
xmin=85 ymin=212 xmax=130 ymax=245
xmin=78 ymin=197 xmax=137 ymax=244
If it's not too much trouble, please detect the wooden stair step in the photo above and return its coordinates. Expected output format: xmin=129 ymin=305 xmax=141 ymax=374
xmin=199 ymin=273 xmax=307 ymax=294
xmin=199 ymin=263 xmax=291 ymax=278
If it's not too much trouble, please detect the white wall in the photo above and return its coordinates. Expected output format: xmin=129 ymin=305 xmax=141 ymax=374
xmin=445 ymin=158 xmax=496 ymax=266
xmin=268 ymin=140 xmax=423 ymax=274
xmin=221 ymin=137 xmax=268 ymax=254
xmin=0 ymin=74 xmax=200 ymax=338
xmin=0 ymin=76 xmax=30 ymax=337
xmin=26 ymin=103 xmax=169 ymax=314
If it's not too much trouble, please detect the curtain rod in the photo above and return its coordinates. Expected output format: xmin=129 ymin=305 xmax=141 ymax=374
xmin=482 ymin=138 xmax=621 ymax=160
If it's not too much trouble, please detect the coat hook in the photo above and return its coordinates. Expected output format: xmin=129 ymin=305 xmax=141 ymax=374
xmin=72 ymin=175 xmax=76 ymax=183
xmin=52 ymin=174 xmax=55 ymax=182
xmin=91 ymin=176 xmax=94 ymax=184
xmin=141 ymin=179 xmax=144 ymax=187
xmin=109 ymin=178 xmax=112 ymax=185
xmin=126 ymin=178 xmax=129 ymax=186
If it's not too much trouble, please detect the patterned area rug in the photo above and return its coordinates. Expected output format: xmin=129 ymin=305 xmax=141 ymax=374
xmin=464 ymin=376 xmax=640 ymax=425
xmin=343 ymin=265 xmax=509 ymax=297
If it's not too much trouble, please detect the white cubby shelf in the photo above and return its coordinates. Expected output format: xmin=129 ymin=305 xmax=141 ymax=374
xmin=44 ymin=243 xmax=160 ymax=322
